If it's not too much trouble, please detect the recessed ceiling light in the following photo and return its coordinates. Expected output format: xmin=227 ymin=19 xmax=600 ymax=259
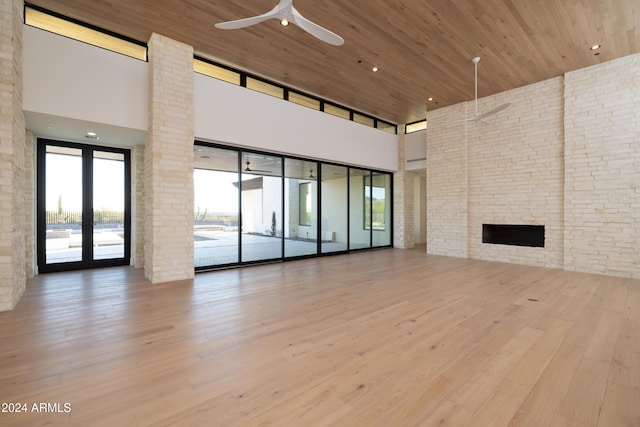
xmin=372 ymin=66 xmax=378 ymax=72
xmin=590 ymin=44 xmax=601 ymax=50
xmin=280 ymin=19 xmax=289 ymax=26
xmin=428 ymin=97 xmax=434 ymax=102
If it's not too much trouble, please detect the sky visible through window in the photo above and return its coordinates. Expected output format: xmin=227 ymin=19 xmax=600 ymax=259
xmin=193 ymin=169 xmax=239 ymax=213
xmin=46 ymin=153 xmax=124 ymax=212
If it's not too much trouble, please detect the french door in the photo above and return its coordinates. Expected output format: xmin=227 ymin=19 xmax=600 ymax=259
xmin=37 ymin=140 xmax=131 ymax=273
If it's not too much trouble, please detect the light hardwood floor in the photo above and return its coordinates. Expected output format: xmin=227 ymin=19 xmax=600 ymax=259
xmin=1 ymin=249 xmax=639 ymax=426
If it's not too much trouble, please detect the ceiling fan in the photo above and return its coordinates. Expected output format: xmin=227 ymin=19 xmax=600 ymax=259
xmin=467 ymin=56 xmax=511 ymax=124
xmin=244 ymin=161 xmax=272 ymax=174
xmin=215 ymin=0 xmax=344 ymax=46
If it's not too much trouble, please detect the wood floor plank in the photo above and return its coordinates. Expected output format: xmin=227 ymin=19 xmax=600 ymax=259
xmin=471 ymin=378 xmax=530 ymax=426
xmin=584 ymin=309 xmax=622 ymax=363
xmin=0 ymin=249 xmax=638 ymax=426
xmin=447 ymin=326 xmax=543 ymax=413
xmin=623 ymin=286 xmax=640 ymax=321
xmin=448 ymin=370 xmax=505 ymax=412
xmin=604 ymin=280 xmax=629 ymax=312
xmin=413 ymin=398 xmax=474 ymax=426
xmin=552 ymin=414 xmax=591 ymax=427
xmin=596 ymin=382 xmax=640 ymax=427
xmin=366 ymin=375 xmax=458 ymax=426
xmin=559 ymin=358 xmax=611 ymax=426
xmin=609 ymin=318 xmax=640 ymax=391
xmin=506 ymin=318 xmax=572 ymax=387
xmin=508 ymin=342 xmax=585 ymax=426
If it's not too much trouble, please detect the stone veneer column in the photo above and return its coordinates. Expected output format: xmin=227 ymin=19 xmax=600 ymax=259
xmin=145 ymin=33 xmax=194 ymax=283
xmin=564 ymin=55 xmax=640 ymax=278
xmin=426 ymin=103 xmax=468 ymax=258
xmin=0 ymin=0 xmax=26 ymax=310
xmin=393 ymin=128 xmax=415 ymax=248
xmin=131 ymin=144 xmax=145 ymax=268
xmin=24 ymin=130 xmax=36 ymax=279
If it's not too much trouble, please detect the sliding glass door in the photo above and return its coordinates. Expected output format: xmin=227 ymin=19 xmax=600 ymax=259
xmin=194 ymin=146 xmax=239 ymax=267
xmin=240 ymin=152 xmax=283 ymax=263
xmin=194 ymin=142 xmax=393 ymax=271
xmin=37 ymin=140 xmax=131 ymax=273
xmin=371 ymin=172 xmax=392 ymax=246
xmin=321 ymin=164 xmax=348 ymax=253
xmin=349 ymin=168 xmax=371 ymax=250
xmin=284 ymin=158 xmax=318 ymax=258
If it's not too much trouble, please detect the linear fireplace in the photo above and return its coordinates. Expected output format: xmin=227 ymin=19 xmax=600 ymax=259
xmin=482 ymin=224 xmax=545 ymax=248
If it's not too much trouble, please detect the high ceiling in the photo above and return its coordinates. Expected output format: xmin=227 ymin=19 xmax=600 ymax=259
xmin=27 ymin=0 xmax=640 ymax=125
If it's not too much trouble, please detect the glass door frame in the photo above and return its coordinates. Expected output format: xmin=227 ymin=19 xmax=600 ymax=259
xmin=37 ymin=139 xmax=131 ymax=273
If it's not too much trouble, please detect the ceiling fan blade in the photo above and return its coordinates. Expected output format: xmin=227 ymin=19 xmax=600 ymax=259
xmin=467 ymin=102 xmax=510 ymax=122
xmin=215 ymin=2 xmax=284 ymax=30
xmin=291 ymin=6 xmax=344 ymax=46
xmin=477 ymin=102 xmax=511 ymax=120
xmin=244 ymin=162 xmax=273 ymax=174
xmin=215 ymin=14 xmax=274 ymax=30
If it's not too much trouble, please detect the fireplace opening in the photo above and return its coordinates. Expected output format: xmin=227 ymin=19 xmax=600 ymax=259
xmin=482 ymin=224 xmax=545 ymax=248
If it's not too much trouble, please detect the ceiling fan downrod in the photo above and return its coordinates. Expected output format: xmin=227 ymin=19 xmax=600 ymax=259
xmin=473 ymin=56 xmax=480 ymax=116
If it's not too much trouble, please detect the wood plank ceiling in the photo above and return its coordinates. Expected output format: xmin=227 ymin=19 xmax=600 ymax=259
xmin=26 ymin=0 xmax=640 ymax=125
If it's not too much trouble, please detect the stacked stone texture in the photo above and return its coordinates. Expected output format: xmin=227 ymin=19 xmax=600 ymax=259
xmin=145 ymin=33 xmax=195 ymax=283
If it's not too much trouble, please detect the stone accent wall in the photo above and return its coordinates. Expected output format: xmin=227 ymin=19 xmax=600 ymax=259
xmin=425 ymin=53 xmax=639 ymax=278
xmin=145 ymin=33 xmax=194 ymax=283
xmin=0 ymin=0 xmax=26 ymax=310
xmin=467 ymin=78 xmax=564 ymax=269
xmin=394 ymin=130 xmax=415 ymax=248
xmin=426 ymin=103 xmax=468 ymax=257
xmin=564 ymin=55 xmax=640 ymax=278
xmin=413 ymin=174 xmax=426 ymax=244
xmin=131 ymin=144 xmax=145 ymax=268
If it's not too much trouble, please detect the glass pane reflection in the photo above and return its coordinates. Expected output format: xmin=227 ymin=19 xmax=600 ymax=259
xmin=241 ymin=153 xmax=283 ymax=262
xmin=194 ymin=146 xmax=240 ymax=267
xmin=321 ymin=164 xmax=348 ymax=253
xmin=284 ymin=158 xmax=318 ymax=258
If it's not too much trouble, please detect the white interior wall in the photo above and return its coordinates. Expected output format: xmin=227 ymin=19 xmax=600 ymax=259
xmin=22 ymin=26 xmax=148 ymax=131
xmin=23 ymin=26 xmax=398 ymax=173
xmin=194 ymin=73 xmax=398 ymax=171
xmin=405 ymin=130 xmax=426 ymax=171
